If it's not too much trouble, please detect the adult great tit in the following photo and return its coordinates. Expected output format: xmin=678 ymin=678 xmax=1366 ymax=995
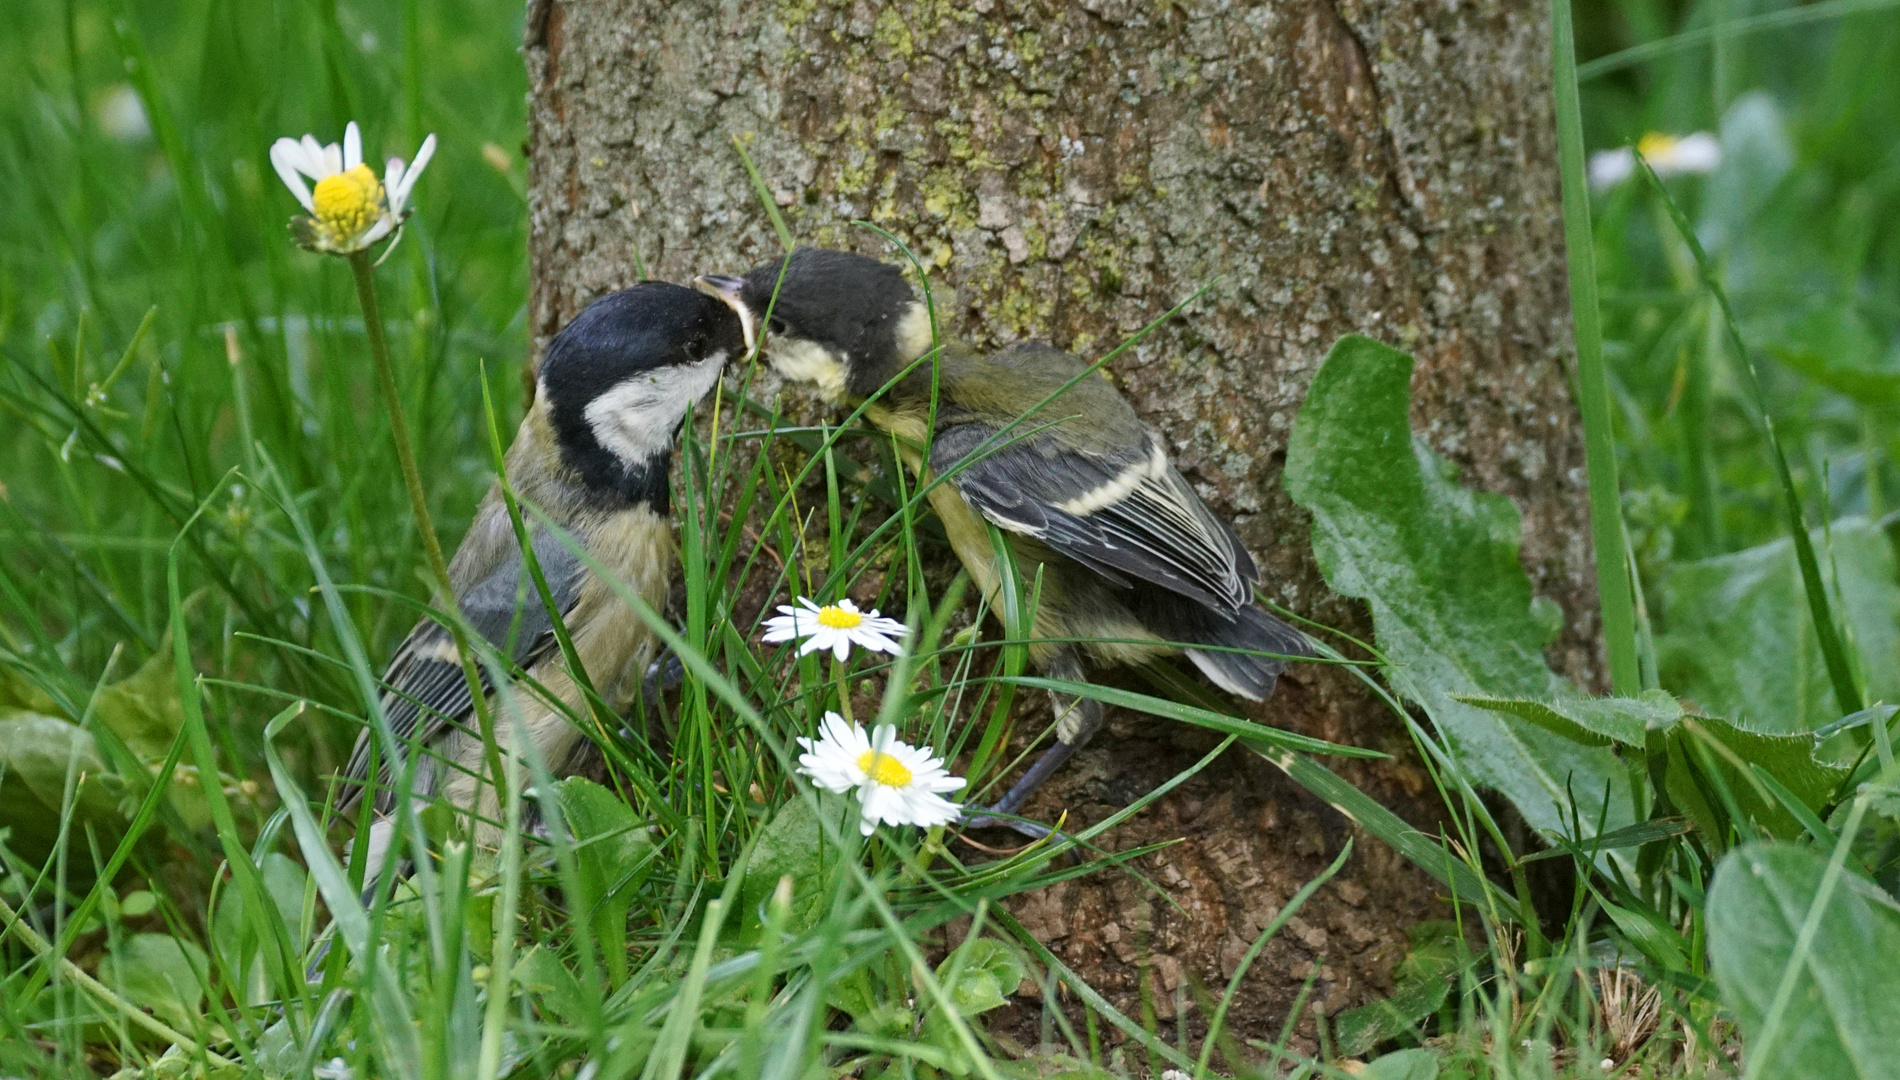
xmin=336 ymin=281 xmax=742 ymax=884
xmin=696 ymin=247 xmax=1311 ymax=832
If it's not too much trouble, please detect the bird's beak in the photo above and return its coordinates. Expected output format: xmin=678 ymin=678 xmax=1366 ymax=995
xmin=694 ymin=274 xmax=757 ymax=357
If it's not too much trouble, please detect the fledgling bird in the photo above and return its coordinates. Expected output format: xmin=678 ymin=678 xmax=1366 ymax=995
xmin=697 ymin=247 xmax=1311 ymax=832
xmin=336 ymin=281 xmax=742 ymax=884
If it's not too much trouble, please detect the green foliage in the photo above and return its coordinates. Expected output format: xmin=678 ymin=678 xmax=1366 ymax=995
xmin=98 ymin=933 xmax=210 ymax=1033
xmin=1360 ymin=1048 xmax=1442 ymax=1080
xmin=1458 ymin=690 xmax=1848 ymax=848
xmin=1708 ymin=842 xmax=1900 ymax=1078
xmin=209 ymin=853 xmax=307 ymax=1007
xmin=1333 ymin=922 xmax=1467 ymax=1056
xmin=739 ymin=790 xmax=843 ymax=934
xmin=1659 ymin=520 xmax=1900 ymax=732
xmin=553 ymin=776 xmax=658 ymax=983
xmin=1285 ymin=334 xmax=1631 ymax=841
xmin=93 ymin=643 xmax=188 ymax=762
xmin=0 ymin=709 xmax=123 ymax=862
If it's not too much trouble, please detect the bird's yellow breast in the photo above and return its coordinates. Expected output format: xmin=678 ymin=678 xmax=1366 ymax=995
xmin=549 ymin=506 xmax=674 ymax=709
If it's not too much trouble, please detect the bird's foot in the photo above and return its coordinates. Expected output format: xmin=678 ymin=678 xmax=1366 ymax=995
xmin=956 ymin=809 xmax=1087 ymax=867
xmin=959 ymin=810 xmax=1055 ymax=840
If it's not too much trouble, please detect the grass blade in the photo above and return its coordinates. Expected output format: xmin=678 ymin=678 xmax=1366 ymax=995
xmin=1638 ymin=158 xmax=1865 ymax=717
xmin=1552 ymin=0 xmax=1642 ymax=696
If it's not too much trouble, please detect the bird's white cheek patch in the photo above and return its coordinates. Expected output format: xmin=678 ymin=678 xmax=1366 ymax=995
xmin=766 ymin=338 xmax=850 ymax=402
xmin=584 ymin=352 xmax=727 ymax=465
xmin=894 ymin=301 xmax=937 ymax=360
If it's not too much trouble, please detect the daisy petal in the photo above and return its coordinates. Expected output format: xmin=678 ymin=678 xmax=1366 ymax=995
xmin=384 ymin=158 xmax=406 ymax=206
xmin=391 ymin=133 xmax=435 ymax=208
xmin=343 ymin=121 xmax=362 ymax=171
xmin=269 ymin=139 xmax=316 ymax=211
xmin=359 ymin=216 xmax=396 ymax=248
xmin=300 ymin=134 xmax=332 ymax=177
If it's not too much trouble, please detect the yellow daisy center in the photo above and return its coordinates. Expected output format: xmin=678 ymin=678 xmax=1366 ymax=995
xmin=311 ymin=164 xmax=384 ymax=240
xmin=857 ymin=749 xmax=913 ymax=788
xmin=816 ymin=604 xmax=864 ymax=629
xmin=1636 ymin=132 xmax=1678 ymax=160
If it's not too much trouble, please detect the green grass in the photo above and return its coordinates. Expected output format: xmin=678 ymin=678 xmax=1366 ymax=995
xmin=3 ymin=0 xmax=1900 ymax=1077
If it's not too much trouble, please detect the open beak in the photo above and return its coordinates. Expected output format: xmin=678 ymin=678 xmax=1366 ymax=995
xmin=694 ymin=274 xmax=757 ymax=357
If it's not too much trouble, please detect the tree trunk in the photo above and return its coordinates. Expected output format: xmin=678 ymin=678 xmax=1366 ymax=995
xmin=524 ymin=0 xmax=1595 ymax=1055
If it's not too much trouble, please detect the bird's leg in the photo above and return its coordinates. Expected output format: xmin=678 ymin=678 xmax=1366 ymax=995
xmin=962 ymin=655 xmax=1103 ymax=837
xmin=640 ymin=649 xmax=686 ymax=708
xmin=621 ymin=649 xmax=685 ymax=749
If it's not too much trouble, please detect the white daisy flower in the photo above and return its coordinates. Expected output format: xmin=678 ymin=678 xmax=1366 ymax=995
xmin=795 ymin=712 xmax=966 ymax=836
xmin=762 ymin=596 xmax=908 ymax=661
xmin=269 ymin=121 xmax=436 ymax=255
xmin=1588 ymin=131 xmax=1720 ymax=190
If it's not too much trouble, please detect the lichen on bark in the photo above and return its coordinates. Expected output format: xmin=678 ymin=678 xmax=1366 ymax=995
xmin=526 ymin=0 xmax=1595 ymax=1054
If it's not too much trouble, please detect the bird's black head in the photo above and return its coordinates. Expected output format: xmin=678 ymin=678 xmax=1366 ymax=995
xmin=696 ymin=247 xmax=933 ymax=402
xmin=538 ymin=281 xmax=743 ymax=506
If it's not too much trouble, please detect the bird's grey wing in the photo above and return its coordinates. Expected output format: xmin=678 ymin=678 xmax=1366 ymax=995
xmin=337 ymin=524 xmax=588 ymax=811
xmin=931 ymin=422 xmax=1258 ymax=612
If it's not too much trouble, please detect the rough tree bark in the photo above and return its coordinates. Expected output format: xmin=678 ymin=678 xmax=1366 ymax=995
xmin=524 ymin=0 xmax=1596 ymax=1056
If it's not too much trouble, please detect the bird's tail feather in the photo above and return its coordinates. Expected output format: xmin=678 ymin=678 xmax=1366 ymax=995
xmin=1185 ymin=605 xmax=1312 ymax=701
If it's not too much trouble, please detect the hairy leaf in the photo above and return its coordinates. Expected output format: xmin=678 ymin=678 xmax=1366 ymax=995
xmin=1284 ymin=335 xmax=1630 ymax=838
xmin=1709 ymin=841 xmax=1900 ymax=1078
xmin=1659 ymin=519 xmax=1900 ymax=734
xmin=1454 ymin=690 xmax=1680 ymax=747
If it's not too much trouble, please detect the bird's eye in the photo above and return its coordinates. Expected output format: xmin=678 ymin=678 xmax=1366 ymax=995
xmin=767 ymin=317 xmax=789 ymax=336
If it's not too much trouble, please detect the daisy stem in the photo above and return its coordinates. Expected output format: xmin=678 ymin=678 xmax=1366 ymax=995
xmin=348 ymin=249 xmax=453 ymax=595
xmin=347 ymin=249 xmax=510 ymax=810
xmin=832 ymin=656 xmax=853 ymax=724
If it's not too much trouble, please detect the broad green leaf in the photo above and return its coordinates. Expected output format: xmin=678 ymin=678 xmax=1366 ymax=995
xmin=516 ymin=945 xmax=589 ymax=1022
xmin=1454 ymin=690 xmax=1680 ymax=747
xmin=210 ymin=852 xmax=307 ymax=1005
xmin=0 ymin=710 xmax=125 ymax=862
xmin=936 ymin=937 xmax=1026 ymax=1016
xmin=828 ymin=963 xmax=915 ymax=1039
xmin=1709 ymin=842 xmax=1900 ymax=1079
xmin=1334 ymin=921 xmax=1464 ymax=1055
xmin=921 ymin=936 xmax=1026 ymax=1074
xmin=1360 ymin=1049 xmax=1440 ymax=1080
xmin=741 ymin=794 xmax=845 ymax=933
xmin=1659 ymin=518 xmax=1900 ymax=734
xmin=0 ymin=668 xmax=61 ymax=714
xmin=92 ymin=645 xmax=187 ymax=761
xmin=1768 ymin=304 xmax=1900 ymax=406
xmin=98 ymin=932 xmax=209 ymax=1032
xmin=1681 ymin=719 xmax=1846 ymax=812
xmin=1284 ymin=335 xmax=1629 ymax=839
xmin=1663 ymin=720 xmax=1849 ymax=844
xmin=553 ymin=777 xmax=656 ymax=983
